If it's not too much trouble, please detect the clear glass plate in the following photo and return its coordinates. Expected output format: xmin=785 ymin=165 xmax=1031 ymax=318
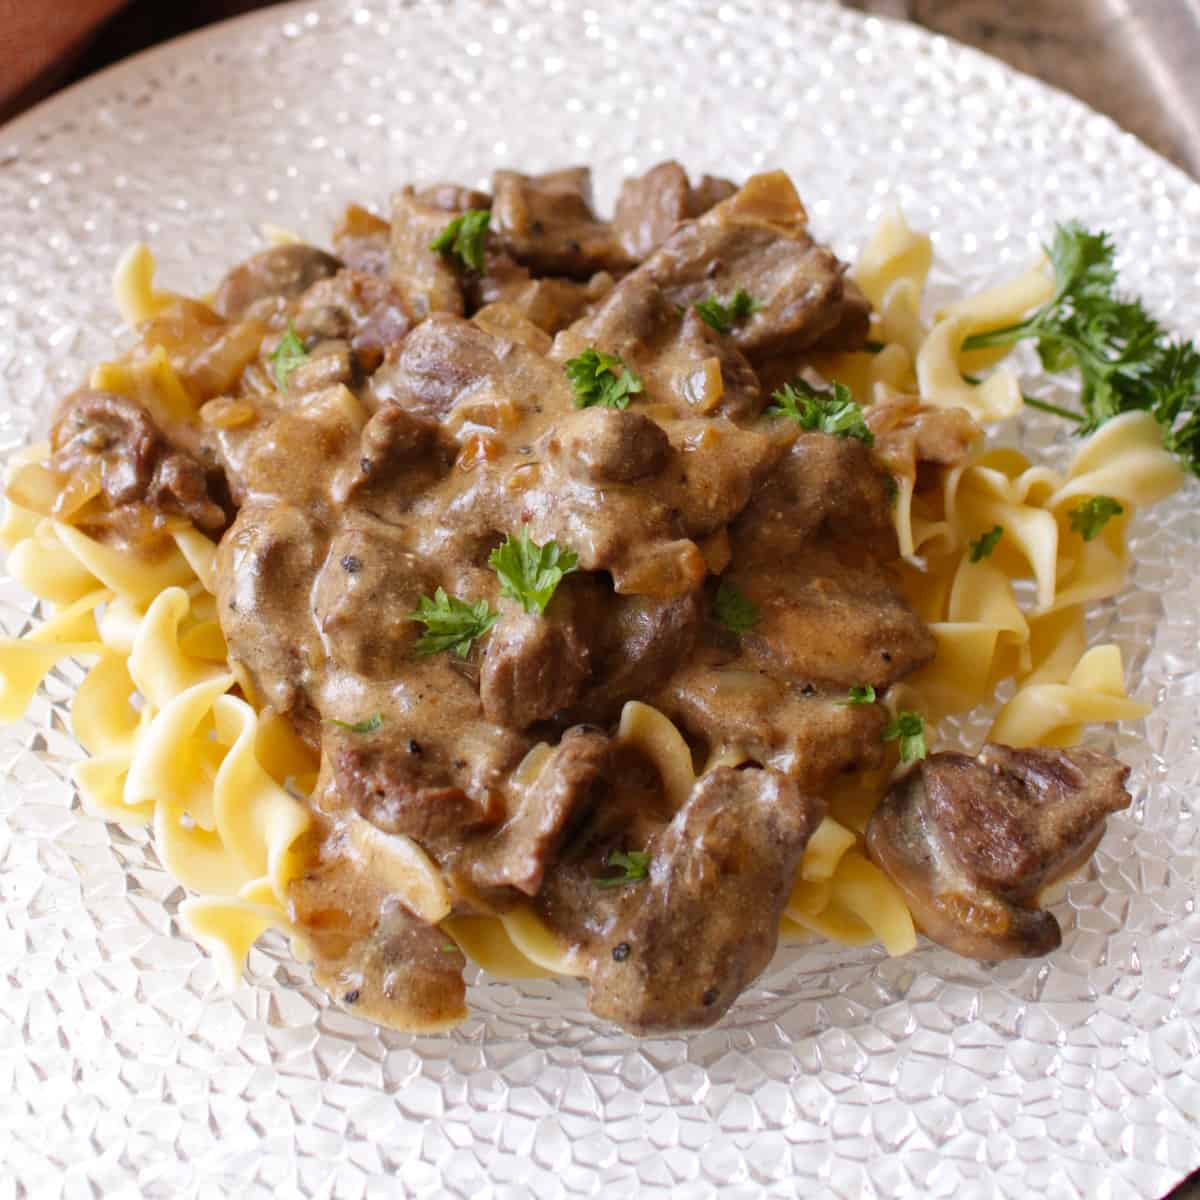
xmin=1 ymin=2 xmax=1198 ymax=1196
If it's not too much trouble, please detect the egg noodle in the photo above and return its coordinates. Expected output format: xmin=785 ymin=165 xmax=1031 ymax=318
xmin=0 ymin=211 xmax=1180 ymax=1027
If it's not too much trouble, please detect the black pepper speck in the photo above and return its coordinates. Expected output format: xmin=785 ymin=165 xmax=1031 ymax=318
xmin=702 ymin=987 xmax=718 ymax=1007
xmin=612 ymin=942 xmax=631 ymax=963
xmin=343 ymin=989 xmax=360 ymax=1004
xmin=341 ymin=555 xmax=362 ymax=574
xmin=408 ymin=739 xmax=423 ymax=755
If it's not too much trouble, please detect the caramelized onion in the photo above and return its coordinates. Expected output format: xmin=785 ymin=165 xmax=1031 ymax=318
xmin=5 ymin=460 xmax=64 ymax=517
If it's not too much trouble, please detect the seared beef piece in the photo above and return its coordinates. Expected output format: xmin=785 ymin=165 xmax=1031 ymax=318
xmin=659 ymin=659 xmax=887 ymax=791
xmin=312 ymin=517 xmax=436 ymax=679
xmin=414 ymin=182 xmax=491 ymax=213
xmin=330 ymin=736 xmax=502 ymax=845
xmin=731 ymin=550 xmax=935 ymax=690
xmin=292 ymin=269 xmax=414 ymax=372
xmin=388 ymin=187 xmax=468 ymax=319
xmin=812 ymin=277 xmax=872 ymax=353
xmin=732 ymin=432 xmax=898 ymax=566
xmin=638 ymin=171 xmax=849 ymax=362
xmin=216 ymin=502 xmax=328 ymax=736
xmin=369 ymin=313 xmax=511 ymax=419
xmin=468 ymin=728 xmax=615 ymax=895
xmin=866 ymin=394 xmax=981 ymax=479
xmin=866 ymin=744 xmax=1133 ymax=960
xmin=50 ymin=389 xmax=228 ymax=534
xmin=490 ymin=167 xmax=633 ymax=279
xmin=563 ymin=274 xmax=763 ymax=419
xmin=549 ymin=407 xmax=671 ymax=484
xmin=570 ymin=589 xmax=704 ymax=721
xmin=333 ymin=204 xmax=391 ymax=277
xmin=472 ymin=256 xmax=595 ymax=333
xmin=289 ymin=850 xmax=468 ymax=1029
xmin=612 ymin=161 xmax=737 ymax=260
xmin=332 ymin=405 xmax=450 ymax=517
xmin=213 ymin=243 xmax=342 ymax=321
xmin=479 ymin=589 xmax=595 ymax=729
xmin=584 ymin=766 xmax=822 ymax=1033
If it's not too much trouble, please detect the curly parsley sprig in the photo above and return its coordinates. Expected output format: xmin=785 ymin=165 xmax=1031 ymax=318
xmin=766 ymin=378 xmax=875 ymax=446
xmin=564 ymin=348 xmax=644 ymax=410
xmin=962 ymin=222 xmax=1200 ymax=474
xmin=411 ymin=588 xmax=497 ymax=658
xmin=490 ymin=527 xmax=579 ymax=616
xmin=429 ymin=209 xmax=490 ymax=271
xmin=694 ymin=288 xmax=763 ymax=335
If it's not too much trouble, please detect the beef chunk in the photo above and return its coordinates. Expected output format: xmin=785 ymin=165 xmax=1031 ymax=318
xmin=866 ymin=394 xmax=982 ymax=479
xmin=333 ymin=406 xmax=449 ymax=518
xmin=612 ymin=160 xmax=736 ymax=260
xmin=584 ymin=766 xmax=822 ymax=1033
xmin=414 ymin=182 xmax=491 ymax=213
xmin=332 ymin=204 xmax=391 ymax=277
xmin=468 ymin=728 xmax=614 ymax=895
xmin=732 ymin=432 xmax=899 ymax=566
xmin=472 ymin=257 xmax=595 ymax=333
xmin=213 ymin=243 xmax=342 ymax=321
xmin=388 ymin=187 xmax=468 ymax=319
xmin=659 ymin=658 xmax=887 ymax=792
xmin=215 ymin=502 xmax=327 ymax=735
xmin=866 ymin=744 xmax=1132 ymax=960
xmin=729 ymin=550 xmax=934 ymax=690
xmin=639 ymin=170 xmax=850 ymax=361
xmin=813 ymin=277 xmax=872 ymax=352
xmin=50 ymin=389 xmax=228 ymax=535
xmin=479 ymin=591 xmax=595 ymax=729
xmin=312 ymin=518 xmax=436 ymax=679
xmin=490 ymin=167 xmax=633 ymax=278
xmin=547 ymin=407 xmax=671 ymax=485
xmin=330 ymin=736 xmax=501 ymax=846
xmin=292 ymin=269 xmax=413 ymax=372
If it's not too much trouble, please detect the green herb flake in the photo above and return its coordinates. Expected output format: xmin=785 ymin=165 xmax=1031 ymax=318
xmin=564 ymin=347 xmax=644 ymax=410
xmin=269 ymin=321 xmax=309 ymax=391
xmin=766 ymin=378 xmax=875 ymax=446
xmin=429 ymin=208 xmax=491 ymax=271
xmin=840 ymin=685 xmax=877 ymax=706
xmin=410 ymin=588 xmax=497 ymax=658
xmin=489 ymin=527 xmax=579 ymax=616
xmin=1068 ymin=496 xmax=1125 ymax=541
xmin=694 ymin=288 xmax=763 ymax=335
xmin=713 ymin=580 xmax=758 ymax=634
xmin=595 ymin=849 xmax=652 ymax=889
xmin=328 ymin=713 xmax=383 ymax=734
xmin=882 ymin=710 xmax=927 ymax=764
xmin=968 ymin=525 xmax=1005 ymax=563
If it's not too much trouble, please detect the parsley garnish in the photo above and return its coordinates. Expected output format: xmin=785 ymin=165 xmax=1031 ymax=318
xmin=694 ymin=288 xmax=763 ymax=335
xmin=489 ymin=527 xmax=579 ymax=616
xmin=962 ymin=222 xmax=1200 ymax=473
xmin=269 ymin=321 xmax=309 ymax=391
xmin=429 ymin=208 xmax=490 ymax=271
xmin=595 ymin=849 xmax=651 ymax=889
xmin=713 ymin=580 xmax=758 ymax=633
xmin=882 ymin=711 xmax=927 ymax=763
xmin=1068 ymin=496 xmax=1125 ymax=541
xmin=968 ymin=525 xmax=1004 ymax=563
xmin=328 ymin=713 xmax=383 ymax=733
xmin=411 ymin=588 xmax=497 ymax=658
xmin=766 ymin=378 xmax=875 ymax=446
xmin=840 ymin=685 xmax=877 ymax=706
xmin=564 ymin=348 xmax=644 ymax=410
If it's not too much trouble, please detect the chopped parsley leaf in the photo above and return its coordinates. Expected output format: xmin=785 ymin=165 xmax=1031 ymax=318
xmin=411 ymin=588 xmax=497 ymax=658
xmin=840 ymin=685 xmax=877 ymax=706
xmin=489 ymin=527 xmax=579 ymax=616
xmin=429 ymin=208 xmax=490 ymax=271
xmin=766 ymin=378 xmax=875 ymax=446
xmin=968 ymin=525 xmax=1004 ymax=563
xmin=694 ymin=288 xmax=763 ymax=335
xmin=1068 ymin=496 xmax=1125 ymax=541
xmin=713 ymin=580 xmax=758 ymax=634
xmin=328 ymin=713 xmax=383 ymax=734
xmin=595 ymin=849 xmax=651 ymax=889
xmin=882 ymin=711 xmax=927 ymax=763
xmin=269 ymin=321 xmax=309 ymax=391
xmin=564 ymin=347 xmax=644 ymax=410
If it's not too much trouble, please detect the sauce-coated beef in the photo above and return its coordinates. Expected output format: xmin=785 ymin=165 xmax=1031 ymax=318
xmin=612 ymin=160 xmax=736 ymax=261
xmin=213 ymin=243 xmax=343 ymax=322
xmin=866 ymin=744 xmax=1132 ymax=960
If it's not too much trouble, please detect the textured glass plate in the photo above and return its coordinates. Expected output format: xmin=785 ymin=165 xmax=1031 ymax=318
xmin=2 ymin=2 xmax=1199 ymax=1196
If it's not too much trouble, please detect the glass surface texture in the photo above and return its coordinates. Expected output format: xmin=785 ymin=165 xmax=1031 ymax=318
xmin=1 ymin=2 xmax=1198 ymax=1196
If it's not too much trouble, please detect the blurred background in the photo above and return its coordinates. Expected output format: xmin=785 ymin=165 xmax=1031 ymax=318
xmin=1 ymin=0 xmax=1199 ymax=179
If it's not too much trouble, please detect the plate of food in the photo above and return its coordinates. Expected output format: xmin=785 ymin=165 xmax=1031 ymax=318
xmin=2 ymin=1 xmax=1198 ymax=1196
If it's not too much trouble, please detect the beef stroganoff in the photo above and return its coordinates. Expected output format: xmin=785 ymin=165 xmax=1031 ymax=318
xmin=0 ymin=164 xmax=1187 ymax=1034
